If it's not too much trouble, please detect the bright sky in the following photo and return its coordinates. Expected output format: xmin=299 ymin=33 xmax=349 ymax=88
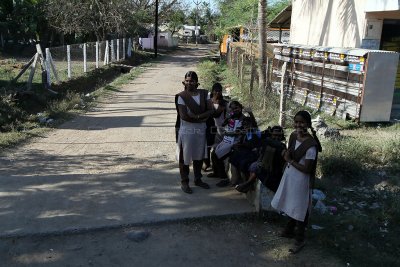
xmin=181 ymin=0 xmax=217 ymax=11
xmin=182 ymin=0 xmax=282 ymax=12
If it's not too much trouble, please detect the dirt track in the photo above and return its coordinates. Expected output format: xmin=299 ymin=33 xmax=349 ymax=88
xmin=0 ymin=44 xmax=343 ymax=266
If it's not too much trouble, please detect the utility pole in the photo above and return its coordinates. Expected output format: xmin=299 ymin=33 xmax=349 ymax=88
xmin=193 ymin=0 xmax=200 ymax=45
xmin=154 ymin=0 xmax=159 ymax=57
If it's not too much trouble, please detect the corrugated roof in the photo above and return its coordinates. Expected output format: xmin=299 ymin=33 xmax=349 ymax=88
xmin=268 ymin=4 xmax=292 ymax=29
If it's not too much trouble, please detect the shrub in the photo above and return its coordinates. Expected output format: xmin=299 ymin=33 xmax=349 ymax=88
xmin=47 ymin=91 xmax=81 ymax=119
xmin=318 ymin=136 xmax=373 ymax=182
xmin=0 ymin=94 xmax=27 ymax=132
xmin=197 ymin=60 xmax=223 ymax=91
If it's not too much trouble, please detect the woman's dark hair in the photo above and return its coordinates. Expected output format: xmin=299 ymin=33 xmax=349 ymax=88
xmin=212 ymin=82 xmax=223 ymax=92
xmin=271 ymin=125 xmax=285 ymax=141
xmin=229 ymin=100 xmax=243 ymax=109
xmin=242 ymin=116 xmax=255 ymax=127
xmin=295 ymin=110 xmax=322 ymax=152
xmin=184 ymin=71 xmax=198 ymax=82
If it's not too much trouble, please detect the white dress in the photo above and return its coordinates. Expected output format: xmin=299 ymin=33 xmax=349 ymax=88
xmin=176 ymin=95 xmax=208 ymax=165
xmin=271 ymin=140 xmax=317 ymax=222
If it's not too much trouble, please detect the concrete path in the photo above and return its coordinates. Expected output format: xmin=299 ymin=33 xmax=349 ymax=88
xmin=0 ymin=45 xmax=255 ymax=237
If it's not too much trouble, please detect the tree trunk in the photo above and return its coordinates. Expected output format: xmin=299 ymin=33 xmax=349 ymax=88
xmin=257 ymin=0 xmax=267 ymax=95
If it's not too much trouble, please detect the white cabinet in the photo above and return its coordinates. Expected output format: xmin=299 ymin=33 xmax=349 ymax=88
xmin=272 ymin=45 xmax=399 ymax=122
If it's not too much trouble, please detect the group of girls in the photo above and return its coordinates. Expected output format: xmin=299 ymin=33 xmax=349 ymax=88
xmin=175 ymin=71 xmax=322 ymax=253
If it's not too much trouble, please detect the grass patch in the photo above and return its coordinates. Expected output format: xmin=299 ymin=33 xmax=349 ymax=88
xmin=197 ymin=60 xmax=225 ymax=91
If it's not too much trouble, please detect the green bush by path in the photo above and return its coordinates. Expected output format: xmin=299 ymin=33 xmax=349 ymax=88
xmin=197 ymin=60 xmax=225 ymax=91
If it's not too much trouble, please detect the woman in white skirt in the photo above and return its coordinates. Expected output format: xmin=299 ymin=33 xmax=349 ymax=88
xmin=271 ymin=110 xmax=322 ymax=253
xmin=175 ymin=71 xmax=214 ymax=194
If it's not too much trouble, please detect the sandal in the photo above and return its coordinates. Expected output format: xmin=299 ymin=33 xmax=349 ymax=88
xmin=279 ymin=230 xmax=295 ymax=239
xmin=181 ymin=183 xmax=193 ymax=194
xmin=235 ymin=182 xmax=252 ymax=193
xmin=202 ymin=165 xmax=212 ymax=172
xmin=207 ymin=172 xmax=218 ymax=178
xmin=289 ymin=241 xmax=305 ymax=254
xmin=194 ymin=179 xmax=210 ymax=189
xmin=216 ymin=178 xmax=230 ymax=187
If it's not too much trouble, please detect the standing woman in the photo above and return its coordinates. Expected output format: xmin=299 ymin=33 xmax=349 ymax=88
xmin=175 ymin=71 xmax=214 ymax=194
xmin=271 ymin=110 xmax=322 ymax=253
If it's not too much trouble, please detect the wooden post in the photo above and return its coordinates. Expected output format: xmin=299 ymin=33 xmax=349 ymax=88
xmin=229 ymin=48 xmax=233 ymax=67
xmin=236 ymin=51 xmax=240 ymax=78
xmin=263 ymin=58 xmax=270 ymax=110
xmin=67 ymin=45 xmax=71 ymax=78
xmin=318 ymin=60 xmax=326 ymax=110
xmin=249 ymin=56 xmax=255 ymax=97
xmin=240 ymin=54 xmax=245 ymax=85
xmin=83 ymin=43 xmax=87 ymax=72
xmin=122 ymin=38 xmax=126 ymax=60
xmin=110 ymin=40 xmax=115 ymax=62
xmin=127 ymin=38 xmax=132 ymax=58
xmin=45 ymin=48 xmax=52 ymax=86
xmin=266 ymin=57 xmax=270 ymax=88
xmin=279 ymin=62 xmax=288 ymax=127
xmin=27 ymin=53 xmax=38 ymax=90
xmin=12 ymin=54 xmax=36 ymax=83
xmin=96 ymin=41 xmax=99 ymax=68
xmin=47 ymin=50 xmax=59 ymax=83
xmin=104 ymin=40 xmax=109 ymax=65
xmin=116 ymin=39 xmax=120 ymax=61
xmin=35 ymin=44 xmax=46 ymax=70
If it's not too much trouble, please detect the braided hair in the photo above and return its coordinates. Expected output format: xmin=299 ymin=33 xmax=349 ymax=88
xmin=295 ymin=110 xmax=322 ymax=152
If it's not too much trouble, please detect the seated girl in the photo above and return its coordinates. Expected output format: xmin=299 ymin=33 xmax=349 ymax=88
xmin=235 ymin=126 xmax=286 ymax=193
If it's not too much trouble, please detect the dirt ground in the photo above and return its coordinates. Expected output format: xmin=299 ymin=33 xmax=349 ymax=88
xmin=0 ymin=215 xmax=345 ymax=267
xmin=1 ymin=44 xmax=345 ymax=267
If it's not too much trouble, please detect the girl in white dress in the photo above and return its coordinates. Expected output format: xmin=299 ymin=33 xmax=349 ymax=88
xmin=175 ymin=71 xmax=214 ymax=194
xmin=271 ymin=110 xmax=322 ymax=253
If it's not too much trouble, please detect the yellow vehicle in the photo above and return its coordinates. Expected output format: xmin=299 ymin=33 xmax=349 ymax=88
xmin=220 ymin=26 xmax=248 ymax=56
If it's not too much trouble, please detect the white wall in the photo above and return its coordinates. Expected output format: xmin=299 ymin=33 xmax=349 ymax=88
xmin=290 ymin=0 xmax=400 ymax=48
xmin=290 ymin=0 xmax=367 ymax=47
xmin=141 ymin=38 xmax=154 ymax=49
xmin=141 ymin=32 xmax=178 ymax=49
xmin=365 ymin=0 xmax=400 ymax=12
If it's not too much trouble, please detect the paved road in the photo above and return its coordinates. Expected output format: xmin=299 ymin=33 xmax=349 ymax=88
xmin=0 ymin=45 xmax=254 ymax=237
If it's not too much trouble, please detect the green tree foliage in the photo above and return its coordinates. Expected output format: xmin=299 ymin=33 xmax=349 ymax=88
xmin=216 ymin=0 xmax=258 ymax=31
xmin=42 ymin=0 xmax=182 ymax=41
xmin=185 ymin=1 xmax=219 ymax=38
xmin=163 ymin=9 xmax=185 ymax=36
xmin=267 ymin=0 xmax=290 ymax=21
xmin=214 ymin=0 xmax=290 ymax=37
xmin=0 ymin=0 xmax=45 ymax=43
xmin=44 ymin=0 xmax=139 ymax=41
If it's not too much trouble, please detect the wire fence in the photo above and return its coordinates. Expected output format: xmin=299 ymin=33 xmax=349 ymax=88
xmin=267 ymin=29 xmax=290 ymax=43
xmin=47 ymin=38 xmax=131 ymax=84
xmin=7 ymin=38 xmax=134 ymax=90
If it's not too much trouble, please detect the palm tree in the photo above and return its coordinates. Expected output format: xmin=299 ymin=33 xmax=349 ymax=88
xmin=257 ymin=0 xmax=267 ymax=100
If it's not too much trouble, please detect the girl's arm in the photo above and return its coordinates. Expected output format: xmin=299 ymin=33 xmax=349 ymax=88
xmin=178 ymin=103 xmax=214 ymax=122
xmin=244 ymin=109 xmax=258 ymax=128
xmin=198 ymin=109 xmax=215 ymax=120
xmin=178 ymin=104 xmax=200 ymax=123
xmin=195 ymin=99 xmax=215 ymax=120
xmin=283 ymin=150 xmax=314 ymax=174
xmin=222 ymin=117 xmax=230 ymax=127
